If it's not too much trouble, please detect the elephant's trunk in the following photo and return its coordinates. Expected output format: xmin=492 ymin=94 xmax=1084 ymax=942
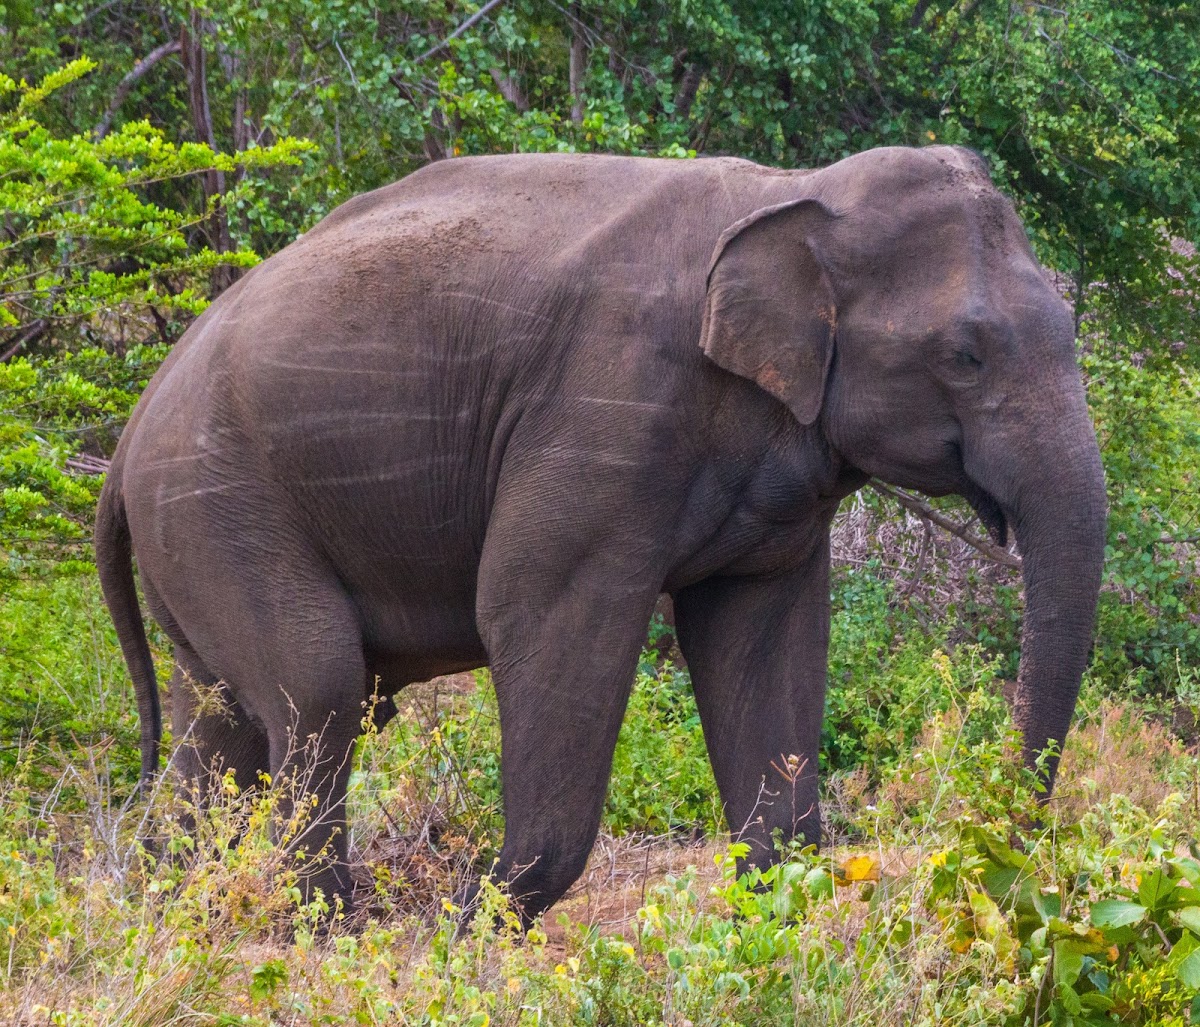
xmin=1004 ymin=429 xmax=1107 ymax=793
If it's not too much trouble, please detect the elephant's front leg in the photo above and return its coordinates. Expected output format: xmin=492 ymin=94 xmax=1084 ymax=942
xmin=474 ymin=581 xmax=662 ymax=921
xmin=673 ymin=537 xmax=831 ymax=865
xmin=474 ymin=519 xmax=666 ymax=921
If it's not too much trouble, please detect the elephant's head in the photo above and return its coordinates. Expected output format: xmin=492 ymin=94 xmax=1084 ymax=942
xmin=701 ymin=145 xmax=1107 ymax=792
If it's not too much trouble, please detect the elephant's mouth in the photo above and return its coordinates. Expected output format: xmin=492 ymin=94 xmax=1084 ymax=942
xmin=961 ymin=477 xmax=1009 ymax=549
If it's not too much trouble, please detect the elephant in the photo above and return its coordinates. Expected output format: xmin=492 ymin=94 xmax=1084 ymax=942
xmin=95 ymin=145 xmax=1106 ymax=921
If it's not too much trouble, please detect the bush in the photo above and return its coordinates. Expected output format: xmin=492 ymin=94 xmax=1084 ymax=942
xmin=0 ymin=575 xmax=142 ymax=784
xmin=824 ymin=564 xmax=1011 ymax=783
xmin=0 ymin=347 xmax=165 ymax=577
xmin=1084 ymin=341 xmax=1200 ymax=694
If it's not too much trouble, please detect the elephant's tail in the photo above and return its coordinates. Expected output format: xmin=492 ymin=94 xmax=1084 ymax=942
xmin=95 ymin=461 xmax=161 ymax=788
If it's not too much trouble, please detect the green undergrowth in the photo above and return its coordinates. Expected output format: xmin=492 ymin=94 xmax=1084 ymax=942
xmin=1 ymin=569 xmax=1199 ymax=1022
xmin=0 ymin=670 xmax=1198 ymax=1024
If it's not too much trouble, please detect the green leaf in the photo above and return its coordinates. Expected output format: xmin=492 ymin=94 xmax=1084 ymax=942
xmin=249 ymin=958 xmax=289 ymax=1003
xmin=1177 ymin=907 xmax=1200 ymax=938
xmin=1090 ymin=899 xmax=1147 ymax=930
xmin=1054 ymin=941 xmax=1086 ymax=989
xmin=1057 ymin=981 xmax=1083 ymax=1015
xmin=1179 ymin=949 xmax=1200 ymax=991
xmin=1031 ymin=885 xmax=1062 ymax=924
xmin=1079 ymin=992 xmax=1115 ymax=1012
xmin=1140 ymin=869 xmax=1179 ymax=912
xmin=805 ymin=867 xmax=834 ymax=901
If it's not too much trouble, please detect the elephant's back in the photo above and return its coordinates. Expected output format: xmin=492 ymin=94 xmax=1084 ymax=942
xmin=275 ymin=152 xmax=806 ymax=286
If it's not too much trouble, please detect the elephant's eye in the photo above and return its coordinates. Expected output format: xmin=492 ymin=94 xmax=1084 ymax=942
xmin=954 ymin=349 xmax=983 ymax=369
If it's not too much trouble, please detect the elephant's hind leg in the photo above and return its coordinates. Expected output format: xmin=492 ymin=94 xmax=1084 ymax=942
xmin=139 ymin=579 xmax=268 ymax=795
xmin=246 ymin=590 xmax=367 ymax=912
xmin=149 ymin=545 xmax=368 ymax=910
xmin=169 ymin=643 xmax=270 ymax=798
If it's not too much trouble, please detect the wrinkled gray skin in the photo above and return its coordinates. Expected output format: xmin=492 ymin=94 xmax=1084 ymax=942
xmin=96 ymin=146 xmax=1106 ymax=919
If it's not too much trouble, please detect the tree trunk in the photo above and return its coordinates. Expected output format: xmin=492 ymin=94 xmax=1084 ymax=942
xmin=569 ymin=5 xmax=586 ymax=125
xmin=180 ymin=11 xmax=240 ymax=297
xmin=674 ymin=62 xmax=705 ymax=121
xmin=491 ymin=67 xmax=530 ymax=111
xmin=423 ymin=105 xmax=448 ymax=162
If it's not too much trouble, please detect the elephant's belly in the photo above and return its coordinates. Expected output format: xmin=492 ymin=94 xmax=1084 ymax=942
xmin=346 ymin=569 xmax=487 ymax=681
xmin=365 ymin=647 xmax=488 ymax=694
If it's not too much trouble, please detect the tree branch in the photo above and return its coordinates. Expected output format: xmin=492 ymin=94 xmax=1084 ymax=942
xmin=0 ymin=318 xmax=49 ymax=363
xmin=95 ymin=41 xmax=182 ymax=140
xmin=870 ymin=481 xmax=1023 ymax=570
xmin=416 ymin=0 xmax=510 ymax=63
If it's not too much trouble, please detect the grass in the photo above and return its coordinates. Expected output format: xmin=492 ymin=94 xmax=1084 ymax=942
xmin=2 ymin=571 xmax=1200 ymax=1024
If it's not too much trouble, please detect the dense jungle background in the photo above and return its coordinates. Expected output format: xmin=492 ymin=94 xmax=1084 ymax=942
xmin=1 ymin=1 xmax=1199 ymax=1023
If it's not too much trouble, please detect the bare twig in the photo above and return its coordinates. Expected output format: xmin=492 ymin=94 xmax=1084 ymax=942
xmin=1152 ymin=918 xmax=1174 ymax=952
xmin=869 ymin=481 xmax=1023 ymax=571
xmin=94 ymin=41 xmax=182 ymax=140
xmin=901 ymin=518 xmax=934 ymax=597
xmin=65 ymin=454 xmax=112 ymax=476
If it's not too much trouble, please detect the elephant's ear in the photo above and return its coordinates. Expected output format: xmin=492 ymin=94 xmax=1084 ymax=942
xmin=700 ymin=199 xmax=838 ymax=426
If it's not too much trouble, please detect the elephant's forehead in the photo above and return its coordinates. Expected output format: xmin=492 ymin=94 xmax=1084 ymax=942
xmin=846 ymin=237 xmax=1060 ymax=342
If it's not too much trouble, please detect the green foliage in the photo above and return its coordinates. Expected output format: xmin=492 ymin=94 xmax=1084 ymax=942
xmin=824 ymin=565 xmax=1012 ymax=779
xmin=0 ymin=59 xmax=309 ymax=353
xmin=0 ymin=58 xmax=306 ymax=577
xmin=9 ymin=3 xmax=1196 ymax=328
xmin=1084 ymin=334 xmax=1200 ymax=692
xmin=0 ymin=347 xmax=163 ymax=576
xmin=0 ymin=567 xmax=1199 ymax=1022
xmin=916 ymin=808 xmax=1200 ymax=1026
xmin=606 ymin=654 xmax=719 ymax=837
xmin=0 ymin=576 xmax=142 ymax=784
xmin=542 ymin=794 xmax=1200 ymax=1025
xmin=0 ymin=783 xmax=66 ymax=979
